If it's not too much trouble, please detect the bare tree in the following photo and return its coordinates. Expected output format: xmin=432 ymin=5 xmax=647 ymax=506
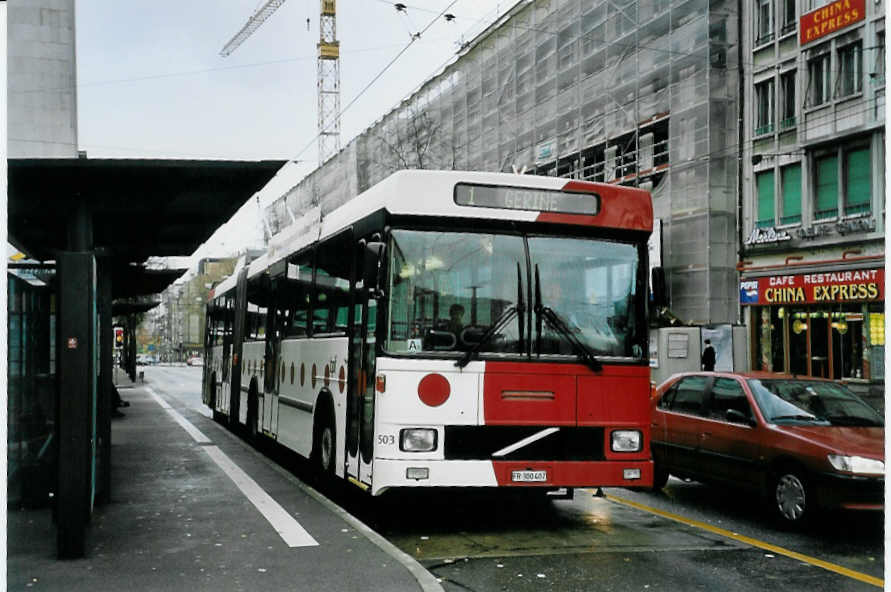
xmin=377 ymin=105 xmax=443 ymax=171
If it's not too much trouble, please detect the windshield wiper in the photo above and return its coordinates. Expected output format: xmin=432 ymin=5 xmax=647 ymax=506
xmin=533 ymin=265 xmax=602 ymax=373
xmin=455 ymin=264 xmax=525 ymax=369
xmin=770 ymin=414 xmax=823 ymax=423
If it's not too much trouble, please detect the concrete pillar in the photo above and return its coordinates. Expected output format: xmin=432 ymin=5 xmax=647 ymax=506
xmin=96 ymin=263 xmax=113 ymax=504
xmin=56 ymin=251 xmax=97 ymax=559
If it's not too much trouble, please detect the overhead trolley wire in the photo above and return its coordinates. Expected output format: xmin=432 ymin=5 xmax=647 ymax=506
xmin=291 ymin=0 xmax=463 ymax=162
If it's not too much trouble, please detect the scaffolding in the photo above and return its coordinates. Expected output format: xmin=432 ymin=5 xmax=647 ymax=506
xmin=267 ymin=0 xmax=741 ymax=324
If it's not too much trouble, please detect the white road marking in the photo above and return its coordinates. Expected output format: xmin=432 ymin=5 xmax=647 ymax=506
xmin=146 ymin=388 xmax=211 ymax=444
xmin=145 ymin=387 xmax=318 ymax=548
xmin=202 ymin=445 xmax=319 ymax=548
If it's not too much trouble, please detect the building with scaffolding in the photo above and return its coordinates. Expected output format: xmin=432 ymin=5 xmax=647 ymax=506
xmin=738 ymin=0 xmax=885 ymax=390
xmin=267 ymin=0 xmax=741 ymax=326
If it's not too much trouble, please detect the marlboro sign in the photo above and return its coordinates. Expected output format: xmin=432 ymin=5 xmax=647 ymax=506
xmin=800 ymin=0 xmax=865 ymax=45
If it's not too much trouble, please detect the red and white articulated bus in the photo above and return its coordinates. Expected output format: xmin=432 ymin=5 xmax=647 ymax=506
xmin=203 ymin=170 xmax=656 ymax=496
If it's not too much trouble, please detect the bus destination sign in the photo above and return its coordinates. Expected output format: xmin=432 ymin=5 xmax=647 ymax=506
xmin=454 ymin=183 xmax=599 ymax=216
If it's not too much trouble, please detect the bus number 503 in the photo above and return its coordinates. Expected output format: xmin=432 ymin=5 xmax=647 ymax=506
xmin=377 ymin=434 xmax=396 ymax=446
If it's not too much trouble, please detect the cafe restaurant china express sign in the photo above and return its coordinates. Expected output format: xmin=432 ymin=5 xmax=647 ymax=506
xmin=800 ymin=0 xmax=865 ymax=45
xmin=740 ymin=269 xmax=884 ymax=306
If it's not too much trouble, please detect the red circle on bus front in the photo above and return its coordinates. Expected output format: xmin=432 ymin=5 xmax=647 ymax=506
xmin=418 ymin=373 xmax=450 ymax=407
xmin=339 ymin=366 xmax=345 ymax=393
xmin=312 ymin=364 xmax=317 ymax=388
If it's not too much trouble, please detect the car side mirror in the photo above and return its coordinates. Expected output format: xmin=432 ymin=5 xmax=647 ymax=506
xmin=726 ymin=409 xmax=756 ymax=427
xmin=363 ymin=241 xmax=386 ymax=298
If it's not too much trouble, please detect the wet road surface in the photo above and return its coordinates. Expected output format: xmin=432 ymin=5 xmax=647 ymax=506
xmin=147 ymin=365 xmax=884 ymax=592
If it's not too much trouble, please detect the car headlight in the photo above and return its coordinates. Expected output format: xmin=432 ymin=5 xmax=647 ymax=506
xmin=827 ymin=454 xmax=884 ymax=475
xmin=400 ymin=428 xmax=438 ymax=452
xmin=611 ymin=430 xmax=642 ymax=452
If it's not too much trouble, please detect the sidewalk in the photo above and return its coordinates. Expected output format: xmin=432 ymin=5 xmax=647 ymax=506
xmin=7 ymin=380 xmax=438 ymax=592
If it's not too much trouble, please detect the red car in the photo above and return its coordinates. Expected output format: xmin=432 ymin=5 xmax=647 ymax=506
xmin=650 ymin=372 xmax=884 ymax=525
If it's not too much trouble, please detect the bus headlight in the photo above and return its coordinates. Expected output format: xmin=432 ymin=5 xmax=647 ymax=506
xmin=400 ymin=428 xmax=438 ymax=452
xmin=611 ymin=430 xmax=642 ymax=452
xmin=828 ymin=454 xmax=884 ymax=475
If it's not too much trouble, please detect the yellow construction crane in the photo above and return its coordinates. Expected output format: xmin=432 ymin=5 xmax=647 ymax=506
xmin=220 ymin=0 xmax=341 ymax=164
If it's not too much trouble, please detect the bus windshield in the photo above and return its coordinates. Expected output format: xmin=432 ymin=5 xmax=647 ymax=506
xmin=385 ymin=229 xmax=643 ymax=360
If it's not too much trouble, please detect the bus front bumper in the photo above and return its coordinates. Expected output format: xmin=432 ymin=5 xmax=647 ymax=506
xmin=370 ymin=459 xmax=653 ymax=496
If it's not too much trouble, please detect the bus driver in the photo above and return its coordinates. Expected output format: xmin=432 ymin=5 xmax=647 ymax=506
xmin=447 ymin=303 xmax=465 ymax=336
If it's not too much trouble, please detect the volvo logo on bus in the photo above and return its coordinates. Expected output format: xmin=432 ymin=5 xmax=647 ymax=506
xmin=454 ymin=183 xmax=599 ymax=216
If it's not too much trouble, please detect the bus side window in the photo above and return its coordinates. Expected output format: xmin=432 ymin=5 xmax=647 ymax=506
xmin=284 ymin=250 xmax=313 ymax=338
xmin=314 ymin=231 xmax=352 ymax=336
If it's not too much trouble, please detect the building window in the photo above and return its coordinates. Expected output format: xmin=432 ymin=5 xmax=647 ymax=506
xmin=756 ymin=0 xmax=774 ymax=45
xmin=836 ymin=42 xmax=862 ymax=97
xmin=756 ymin=169 xmax=775 ymax=227
xmin=812 ymin=144 xmax=872 ymax=220
xmin=844 ymin=146 xmax=871 ymax=215
xmin=814 ymin=154 xmax=838 ymax=219
xmin=780 ymin=163 xmax=802 ymax=224
xmin=755 ymin=79 xmax=775 ymax=135
xmin=872 ymin=31 xmax=885 ymax=86
xmin=780 ymin=70 xmax=796 ymax=129
xmin=807 ymin=51 xmax=831 ymax=106
xmin=781 ymin=0 xmax=796 ymax=34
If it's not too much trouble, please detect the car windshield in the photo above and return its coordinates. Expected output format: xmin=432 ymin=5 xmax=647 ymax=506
xmin=384 ymin=229 xmax=644 ymax=359
xmin=748 ymin=379 xmax=884 ymax=427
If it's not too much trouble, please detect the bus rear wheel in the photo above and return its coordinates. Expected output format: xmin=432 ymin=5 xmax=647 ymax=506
xmin=312 ymin=405 xmax=335 ymax=475
xmin=210 ymin=373 xmax=224 ymax=423
xmin=246 ymin=383 xmax=259 ymax=439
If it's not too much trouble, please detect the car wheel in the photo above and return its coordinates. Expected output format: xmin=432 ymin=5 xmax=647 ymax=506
xmin=772 ymin=469 xmax=810 ymax=524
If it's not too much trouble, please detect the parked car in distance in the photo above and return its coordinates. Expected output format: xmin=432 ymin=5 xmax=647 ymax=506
xmin=650 ymin=372 xmax=884 ymax=525
xmin=186 ymin=354 xmax=203 ymax=367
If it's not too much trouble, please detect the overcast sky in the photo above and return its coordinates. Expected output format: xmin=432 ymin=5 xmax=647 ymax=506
xmin=75 ymin=0 xmax=509 ymax=270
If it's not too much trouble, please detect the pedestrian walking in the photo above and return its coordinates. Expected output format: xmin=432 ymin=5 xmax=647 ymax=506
xmin=701 ymin=338 xmax=716 ymax=371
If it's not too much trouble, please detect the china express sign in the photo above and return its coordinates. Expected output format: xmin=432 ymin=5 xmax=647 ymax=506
xmin=740 ymin=268 xmax=883 ymax=305
xmin=800 ymin=0 xmax=865 ymax=45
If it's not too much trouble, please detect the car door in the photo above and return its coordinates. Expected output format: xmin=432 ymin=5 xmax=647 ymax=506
xmin=697 ymin=377 xmax=761 ymax=488
xmin=653 ymin=375 xmax=710 ymax=476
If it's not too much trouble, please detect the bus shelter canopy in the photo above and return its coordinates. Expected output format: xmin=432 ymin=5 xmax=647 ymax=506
xmin=8 ymin=158 xmax=284 ymax=261
xmin=8 ymin=158 xmax=284 ymax=299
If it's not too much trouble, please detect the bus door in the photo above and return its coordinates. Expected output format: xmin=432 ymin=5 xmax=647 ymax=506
xmin=262 ymin=295 xmax=281 ymax=437
xmin=231 ymin=268 xmax=249 ymax=427
xmin=346 ymin=294 xmax=378 ymax=486
xmin=220 ymin=294 xmax=234 ymax=415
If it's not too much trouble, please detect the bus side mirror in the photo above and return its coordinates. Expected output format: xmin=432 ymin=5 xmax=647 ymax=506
xmin=651 ymin=267 xmax=667 ymax=309
xmin=363 ymin=241 xmax=386 ymax=297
